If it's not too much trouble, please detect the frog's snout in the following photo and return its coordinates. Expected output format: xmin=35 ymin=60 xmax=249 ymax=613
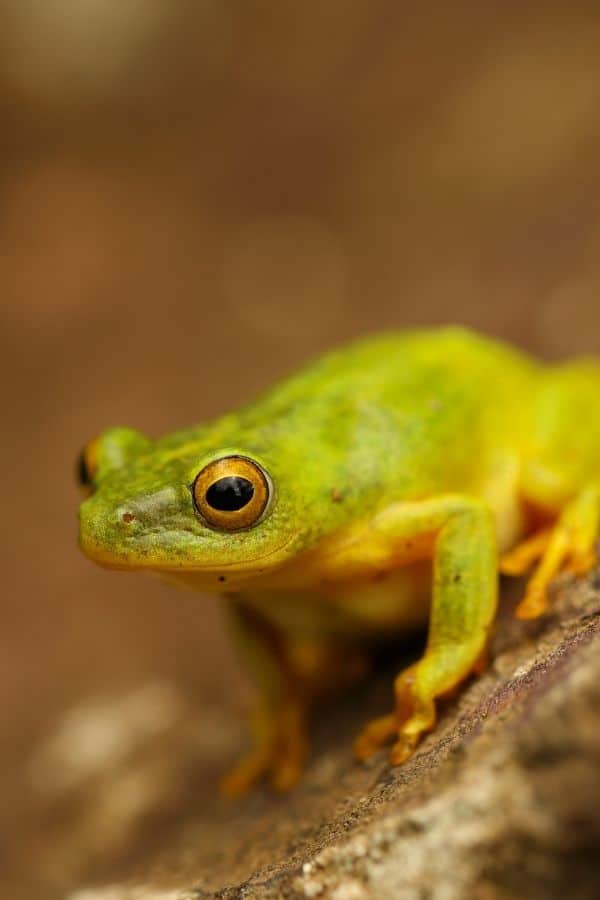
xmin=78 ymin=498 xmax=134 ymax=569
xmin=78 ymin=484 xmax=201 ymax=569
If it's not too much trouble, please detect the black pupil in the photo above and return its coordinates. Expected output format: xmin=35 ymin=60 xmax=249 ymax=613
xmin=206 ymin=476 xmax=254 ymax=512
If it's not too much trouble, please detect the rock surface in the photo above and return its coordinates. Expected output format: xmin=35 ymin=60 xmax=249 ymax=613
xmin=6 ymin=571 xmax=600 ymax=899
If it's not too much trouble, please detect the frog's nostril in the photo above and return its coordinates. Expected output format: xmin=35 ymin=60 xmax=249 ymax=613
xmin=121 ymin=512 xmax=136 ymax=524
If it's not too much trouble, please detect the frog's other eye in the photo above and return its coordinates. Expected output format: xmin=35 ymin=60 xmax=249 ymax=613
xmin=192 ymin=456 xmax=271 ymax=531
xmin=76 ymin=440 xmax=99 ymax=496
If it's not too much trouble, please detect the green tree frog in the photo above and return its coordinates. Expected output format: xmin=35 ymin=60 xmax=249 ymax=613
xmin=77 ymin=328 xmax=600 ymax=794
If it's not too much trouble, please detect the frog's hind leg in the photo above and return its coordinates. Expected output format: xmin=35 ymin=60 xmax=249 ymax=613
xmin=514 ymin=482 xmax=600 ymax=620
xmin=512 ymin=363 xmax=600 ymax=618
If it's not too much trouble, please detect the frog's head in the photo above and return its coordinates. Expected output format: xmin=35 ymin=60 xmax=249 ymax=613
xmin=77 ymin=426 xmax=303 ymax=589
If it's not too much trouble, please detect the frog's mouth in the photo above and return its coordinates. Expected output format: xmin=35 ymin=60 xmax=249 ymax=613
xmin=79 ymin=528 xmax=299 ymax=583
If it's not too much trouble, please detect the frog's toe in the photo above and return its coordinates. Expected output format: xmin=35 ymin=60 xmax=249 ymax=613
xmin=270 ymin=752 xmax=305 ymax=792
xmin=219 ymin=745 xmax=275 ymax=798
xmin=564 ymin=546 xmax=597 ymax=576
xmin=221 ymin=701 xmax=310 ymax=796
xmin=270 ymin=718 xmax=309 ymax=791
xmin=499 ymin=529 xmax=552 ymax=576
xmin=220 ymin=742 xmax=307 ymax=796
xmin=389 ymin=686 xmax=436 ymax=766
xmin=355 ymin=664 xmax=434 ymax=764
xmin=355 ymin=704 xmax=434 ymax=767
xmin=515 ymin=529 xmax=598 ymax=619
xmin=515 ymin=584 xmax=549 ymax=620
xmin=389 ymin=733 xmax=418 ymax=766
xmin=353 ymin=713 xmax=398 ymax=761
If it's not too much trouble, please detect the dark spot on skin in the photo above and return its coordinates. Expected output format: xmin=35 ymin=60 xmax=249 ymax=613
xmin=331 ymin=488 xmax=343 ymax=503
xmin=122 ymin=512 xmax=136 ymax=524
xmin=453 ymin=573 xmax=462 ymax=583
xmin=218 ymin=575 xmax=226 ymax=583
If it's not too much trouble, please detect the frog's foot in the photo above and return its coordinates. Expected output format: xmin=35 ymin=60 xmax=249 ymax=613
xmin=355 ymin=641 xmax=491 ymax=766
xmin=220 ymin=701 xmax=308 ymax=797
xmin=515 ymin=487 xmax=599 ymax=620
xmin=499 ymin=528 xmax=552 ymax=576
xmin=354 ymin=664 xmax=435 ymax=765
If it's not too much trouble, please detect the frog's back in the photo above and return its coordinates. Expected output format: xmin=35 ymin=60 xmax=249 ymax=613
xmin=249 ymin=327 xmax=536 ymax=409
xmin=231 ymin=327 xmax=541 ymax=511
xmin=241 ymin=326 xmax=539 ymax=438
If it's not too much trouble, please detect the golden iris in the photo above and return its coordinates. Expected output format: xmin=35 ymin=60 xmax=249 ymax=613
xmin=192 ymin=456 xmax=271 ymax=531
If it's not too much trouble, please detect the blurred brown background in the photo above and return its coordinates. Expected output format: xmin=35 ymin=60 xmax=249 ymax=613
xmin=1 ymin=2 xmax=600 ymax=897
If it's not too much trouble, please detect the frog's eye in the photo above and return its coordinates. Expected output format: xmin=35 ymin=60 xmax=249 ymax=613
xmin=192 ymin=456 xmax=271 ymax=531
xmin=76 ymin=439 xmax=99 ymax=496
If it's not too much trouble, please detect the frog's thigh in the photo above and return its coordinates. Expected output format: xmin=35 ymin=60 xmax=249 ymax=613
xmin=515 ymin=481 xmax=600 ymax=620
xmin=355 ymin=496 xmax=498 ymax=764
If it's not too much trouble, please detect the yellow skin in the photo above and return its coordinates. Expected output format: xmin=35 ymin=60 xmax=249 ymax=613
xmin=77 ymin=328 xmax=600 ymax=795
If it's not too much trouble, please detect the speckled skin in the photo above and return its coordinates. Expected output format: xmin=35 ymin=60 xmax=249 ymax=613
xmin=78 ymin=327 xmax=600 ymax=792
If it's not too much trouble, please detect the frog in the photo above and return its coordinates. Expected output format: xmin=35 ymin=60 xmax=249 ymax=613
xmin=77 ymin=327 xmax=600 ymax=795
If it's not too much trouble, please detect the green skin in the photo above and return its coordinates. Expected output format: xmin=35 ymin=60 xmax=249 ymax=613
xmin=79 ymin=327 xmax=600 ymax=792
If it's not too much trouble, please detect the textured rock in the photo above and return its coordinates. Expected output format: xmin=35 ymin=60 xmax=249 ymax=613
xmin=9 ymin=571 xmax=600 ymax=899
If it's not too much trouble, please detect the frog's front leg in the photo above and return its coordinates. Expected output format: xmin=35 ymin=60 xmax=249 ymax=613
xmin=354 ymin=496 xmax=498 ymax=765
xmin=220 ymin=599 xmax=365 ymax=796
xmin=218 ymin=600 xmax=305 ymax=796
